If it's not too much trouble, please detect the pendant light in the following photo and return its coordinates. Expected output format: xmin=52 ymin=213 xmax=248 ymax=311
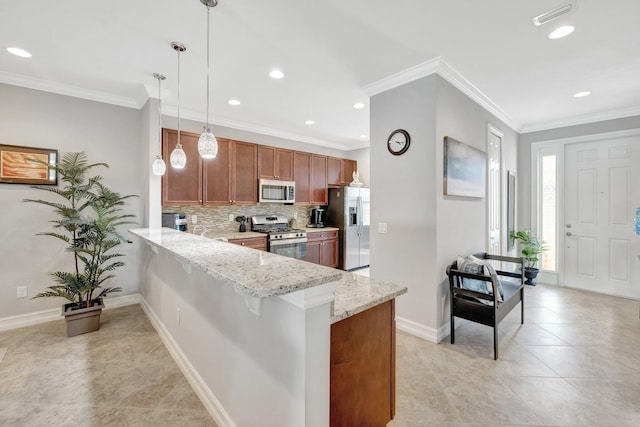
xmin=152 ymin=73 xmax=167 ymax=176
xmin=170 ymin=41 xmax=187 ymax=169
xmin=197 ymin=0 xmax=219 ymax=159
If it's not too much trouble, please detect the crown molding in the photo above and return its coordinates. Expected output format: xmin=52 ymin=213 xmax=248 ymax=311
xmin=520 ymin=105 xmax=640 ymax=133
xmin=362 ymin=57 xmax=521 ymax=132
xmin=161 ymin=106 xmax=353 ymax=151
xmin=0 ymin=71 xmax=139 ymax=109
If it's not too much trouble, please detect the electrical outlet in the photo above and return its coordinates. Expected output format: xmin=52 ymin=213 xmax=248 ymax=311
xmin=378 ymin=223 xmax=388 ymax=234
xmin=17 ymin=286 xmax=27 ymax=298
xmin=176 ymin=307 xmax=181 ymax=325
xmin=192 ymin=215 xmax=197 ymax=224
xmin=229 ymin=214 xmax=234 ymax=221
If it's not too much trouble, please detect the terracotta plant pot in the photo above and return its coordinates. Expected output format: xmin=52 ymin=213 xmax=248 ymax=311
xmin=62 ymin=298 xmax=104 ymax=337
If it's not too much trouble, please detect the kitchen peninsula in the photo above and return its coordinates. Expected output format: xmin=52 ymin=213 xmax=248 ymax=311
xmin=130 ymin=228 xmax=406 ymax=427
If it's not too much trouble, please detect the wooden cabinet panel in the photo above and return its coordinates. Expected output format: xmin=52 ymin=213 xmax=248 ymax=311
xmin=327 ymin=157 xmax=342 ymax=187
xmin=203 ymin=138 xmax=231 ymax=206
xmin=311 ymin=154 xmax=328 ymax=205
xmin=232 ymin=140 xmax=258 ymax=205
xmin=162 ymin=129 xmax=203 ymax=205
xmin=342 ymin=159 xmax=357 ymax=185
xmin=258 ymin=146 xmax=293 ymax=180
xmin=228 ymin=236 xmax=267 ymax=251
xmin=293 ymin=151 xmax=311 ymax=204
xmin=306 ymin=230 xmax=338 ymax=267
xmin=327 ymin=156 xmax=358 ymax=187
xmin=331 ymin=300 xmax=396 ymax=427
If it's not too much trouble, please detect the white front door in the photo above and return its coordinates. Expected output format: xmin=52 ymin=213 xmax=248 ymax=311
xmin=563 ymin=136 xmax=640 ymax=298
xmin=487 ymin=126 xmax=502 ymax=256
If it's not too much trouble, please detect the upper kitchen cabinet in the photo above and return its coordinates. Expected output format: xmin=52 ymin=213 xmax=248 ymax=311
xmin=327 ymin=157 xmax=357 ymax=187
xmin=204 ymin=139 xmax=257 ymax=205
xmin=162 ymin=129 xmax=203 ymax=205
xmin=293 ymin=152 xmax=327 ymax=205
xmin=293 ymin=151 xmax=311 ymax=204
xmin=311 ymin=154 xmax=328 ymax=205
xmin=258 ymin=146 xmax=294 ymax=180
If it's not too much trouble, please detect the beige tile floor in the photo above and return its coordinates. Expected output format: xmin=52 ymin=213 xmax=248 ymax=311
xmin=0 ymin=305 xmax=217 ymax=427
xmin=390 ymin=284 xmax=640 ymax=427
xmin=1 ymin=284 xmax=638 ymax=426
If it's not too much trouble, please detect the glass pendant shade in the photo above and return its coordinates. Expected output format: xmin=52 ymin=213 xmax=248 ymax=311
xmin=198 ymin=128 xmax=218 ymax=159
xmin=170 ymin=144 xmax=187 ymax=169
xmin=152 ymin=155 xmax=167 ymax=175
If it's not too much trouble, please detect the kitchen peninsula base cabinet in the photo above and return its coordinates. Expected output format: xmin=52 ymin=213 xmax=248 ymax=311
xmin=330 ymin=300 xmax=395 ymax=427
xmin=130 ymin=229 xmax=405 ymax=427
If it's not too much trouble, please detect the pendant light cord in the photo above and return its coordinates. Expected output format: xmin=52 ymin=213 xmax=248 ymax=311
xmin=177 ymin=47 xmax=181 ymax=147
xmin=206 ymin=5 xmax=211 ymax=129
xmin=157 ymin=76 xmax=162 ymax=154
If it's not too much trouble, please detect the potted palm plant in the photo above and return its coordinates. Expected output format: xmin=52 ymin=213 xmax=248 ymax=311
xmin=24 ymin=152 xmax=136 ymax=336
xmin=511 ymin=229 xmax=549 ymax=286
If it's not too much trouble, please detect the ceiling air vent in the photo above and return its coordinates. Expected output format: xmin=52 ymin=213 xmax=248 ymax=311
xmin=532 ymin=2 xmax=574 ymax=26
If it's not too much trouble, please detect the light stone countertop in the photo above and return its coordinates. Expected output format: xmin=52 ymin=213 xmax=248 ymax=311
xmin=331 ymin=273 xmax=407 ymax=323
xmin=303 ymin=226 xmax=340 ymax=232
xmin=208 ymin=231 xmax=265 ymax=240
xmin=130 ymin=228 xmax=342 ymax=298
xmin=130 ymin=227 xmax=408 ymax=321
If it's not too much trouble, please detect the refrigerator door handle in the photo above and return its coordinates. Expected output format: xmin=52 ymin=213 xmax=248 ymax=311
xmin=357 ymin=196 xmax=363 ymax=237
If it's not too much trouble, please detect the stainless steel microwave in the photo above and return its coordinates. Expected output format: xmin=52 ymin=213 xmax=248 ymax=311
xmin=259 ymin=179 xmax=295 ymax=204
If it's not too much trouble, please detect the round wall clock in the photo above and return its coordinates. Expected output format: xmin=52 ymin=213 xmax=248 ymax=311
xmin=387 ymin=129 xmax=410 ymax=155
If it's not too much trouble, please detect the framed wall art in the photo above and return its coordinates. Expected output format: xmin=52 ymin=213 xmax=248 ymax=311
xmin=443 ymin=136 xmax=486 ymax=198
xmin=0 ymin=144 xmax=58 ymax=185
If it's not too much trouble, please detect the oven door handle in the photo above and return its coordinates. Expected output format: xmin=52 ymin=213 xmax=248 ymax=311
xmin=269 ymin=237 xmax=308 ymax=246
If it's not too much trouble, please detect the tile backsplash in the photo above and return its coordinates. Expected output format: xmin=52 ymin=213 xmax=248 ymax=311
xmin=163 ymin=204 xmax=314 ymax=234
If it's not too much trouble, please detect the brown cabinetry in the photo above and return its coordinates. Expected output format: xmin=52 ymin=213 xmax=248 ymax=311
xmin=311 ymin=155 xmax=328 ymax=205
xmin=162 ymin=130 xmax=257 ymax=206
xmin=258 ymin=146 xmax=293 ymax=180
xmin=306 ymin=230 xmax=338 ymax=268
xmin=327 ymin=157 xmax=357 ymax=187
xmin=293 ymin=152 xmax=328 ymax=205
xmin=331 ymin=300 xmax=396 ymax=426
xmin=162 ymin=129 xmax=203 ymax=205
xmin=228 ymin=236 xmax=267 ymax=251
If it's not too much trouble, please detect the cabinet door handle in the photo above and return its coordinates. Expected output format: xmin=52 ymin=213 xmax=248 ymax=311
xmin=241 ymin=242 xmax=245 ymax=246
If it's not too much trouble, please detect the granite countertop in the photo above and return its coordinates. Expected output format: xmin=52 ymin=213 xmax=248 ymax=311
xmin=130 ymin=228 xmax=342 ymax=298
xmin=332 ymin=273 xmax=407 ymax=323
xmin=207 ymin=231 xmax=265 ymax=240
xmin=303 ymin=226 xmax=340 ymax=232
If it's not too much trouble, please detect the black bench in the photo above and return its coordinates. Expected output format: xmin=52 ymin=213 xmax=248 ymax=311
xmin=446 ymin=253 xmax=525 ymax=359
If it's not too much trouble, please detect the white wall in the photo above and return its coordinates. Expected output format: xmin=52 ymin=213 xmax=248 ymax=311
xmin=0 ymin=84 xmax=144 ymax=317
xmin=370 ymin=75 xmax=439 ymax=336
xmin=370 ymin=75 xmax=519 ymax=340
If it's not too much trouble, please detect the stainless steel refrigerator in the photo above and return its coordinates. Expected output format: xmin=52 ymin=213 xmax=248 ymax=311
xmin=327 ymin=187 xmax=370 ymax=271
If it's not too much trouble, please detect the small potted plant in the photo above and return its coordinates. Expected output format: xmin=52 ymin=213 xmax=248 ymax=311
xmin=24 ymin=152 xmax=136 ymax=336
xmin=511 ymin=229 xmax=549 ymax=286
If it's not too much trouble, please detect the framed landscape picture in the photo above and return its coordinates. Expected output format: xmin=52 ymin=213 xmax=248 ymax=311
xmin=0 ymin=144 xmax=58 ymax=185
xmin=443 ymin=136 xmax=486 ymax=198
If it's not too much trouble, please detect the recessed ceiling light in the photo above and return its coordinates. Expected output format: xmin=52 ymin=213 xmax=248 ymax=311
xmin=548 ymin=25 xmax=575 ymax=39
xmin=269 ymin=70 xmax=284 ymax=79
xmin=305 ymin=120 xmax=315 ymax=125
xmin=353 ymin=102 xmax=365 ymax=109
xmin=359 ymin=135 xmax=368 ymax=139
xmin=6 ymin=47 xmax=32 ymax=58
xmin=228 ymin=99 xmax=241 ymax=106
xmin=573 ymin=91 xmax=591 ymax=98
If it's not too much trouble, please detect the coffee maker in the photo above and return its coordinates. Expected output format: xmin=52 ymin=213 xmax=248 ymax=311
xmin=162 ymin=213 xmax=188 ymax=232
xmin=307 ymin=207 xmax=325 ymax=228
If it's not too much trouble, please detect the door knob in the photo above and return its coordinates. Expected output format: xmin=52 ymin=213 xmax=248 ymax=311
xmin=566 ymin=232 xmax=572 ymax=236
xmin=566 ymin=224 xmax=572 ymax=228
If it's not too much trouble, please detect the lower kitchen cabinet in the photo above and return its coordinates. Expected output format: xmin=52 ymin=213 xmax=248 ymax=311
xmin=306 ymin=230 xmax=338 ymax=268
xmin=228 ymin=236 xmax=267 ymax=251
xmin=331 ymin=300 xmax=396 ymax=426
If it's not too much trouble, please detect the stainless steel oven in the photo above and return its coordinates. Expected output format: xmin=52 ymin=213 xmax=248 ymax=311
xmin=251 ymin=215 xmax=307 ymax=260
xmin=268 ymin=236 xmax=307 ymax=260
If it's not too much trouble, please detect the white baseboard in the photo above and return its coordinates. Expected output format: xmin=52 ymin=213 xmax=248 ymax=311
xmin=139 ymin=297 xmax=236 ymax=427
xmin=396 ymin=316 xmax=451 ymax=343
xmin=0 ymin=293 xmax=141 ymax=333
